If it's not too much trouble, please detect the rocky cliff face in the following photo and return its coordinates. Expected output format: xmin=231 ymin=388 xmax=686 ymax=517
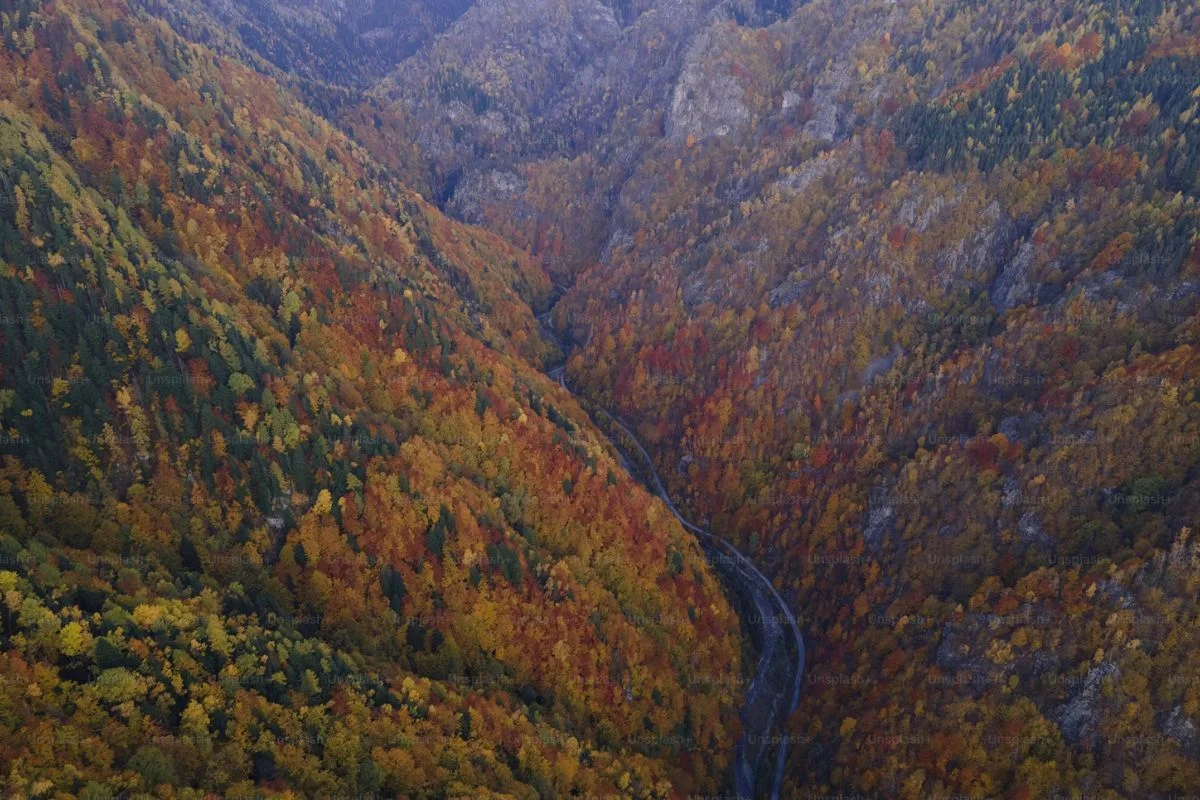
xmin=372 ymin=0 xmax=803 ymax=275
xmin=379 ymin=0 xmax=623 ymax=159
xmin=666 ymin=22 xmax=752 ymax=141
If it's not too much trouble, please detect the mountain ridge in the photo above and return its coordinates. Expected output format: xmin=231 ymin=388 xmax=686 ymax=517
xmin=0 ymin=0 xmax=744 ymax=795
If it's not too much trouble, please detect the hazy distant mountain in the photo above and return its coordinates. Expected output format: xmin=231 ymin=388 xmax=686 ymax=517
xmin=148 ymin=0 xmax=476 ymax=85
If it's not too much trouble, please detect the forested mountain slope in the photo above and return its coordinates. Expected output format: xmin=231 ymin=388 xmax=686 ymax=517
xmin=380 ymin=0 xmax=1200 ymax=796
xmin=0 ymin=1 xmax=744 ymax=796
xmin=5 ymin=0 xmax=1200 ymax=796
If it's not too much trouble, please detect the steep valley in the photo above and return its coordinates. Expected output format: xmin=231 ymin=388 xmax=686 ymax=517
xmin=2 ymin=0 xmax=1200 ymax=797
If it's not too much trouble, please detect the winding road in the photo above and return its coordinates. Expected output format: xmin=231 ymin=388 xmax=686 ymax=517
xmin=538 ymin=309 xmax=806 ymax=799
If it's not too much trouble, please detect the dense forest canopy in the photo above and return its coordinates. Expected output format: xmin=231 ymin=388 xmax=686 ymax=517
xmin=1 ymin=0 xmax=1199 ymax=797
xmin=376 ymin=0 xmax=1200 ymax=795
xmin=0 ymin=0 xmax=744 ymax=796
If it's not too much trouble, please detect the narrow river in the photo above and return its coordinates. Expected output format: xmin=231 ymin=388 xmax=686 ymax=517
xmin=539 ymin=308 xmax=806 ymax=799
